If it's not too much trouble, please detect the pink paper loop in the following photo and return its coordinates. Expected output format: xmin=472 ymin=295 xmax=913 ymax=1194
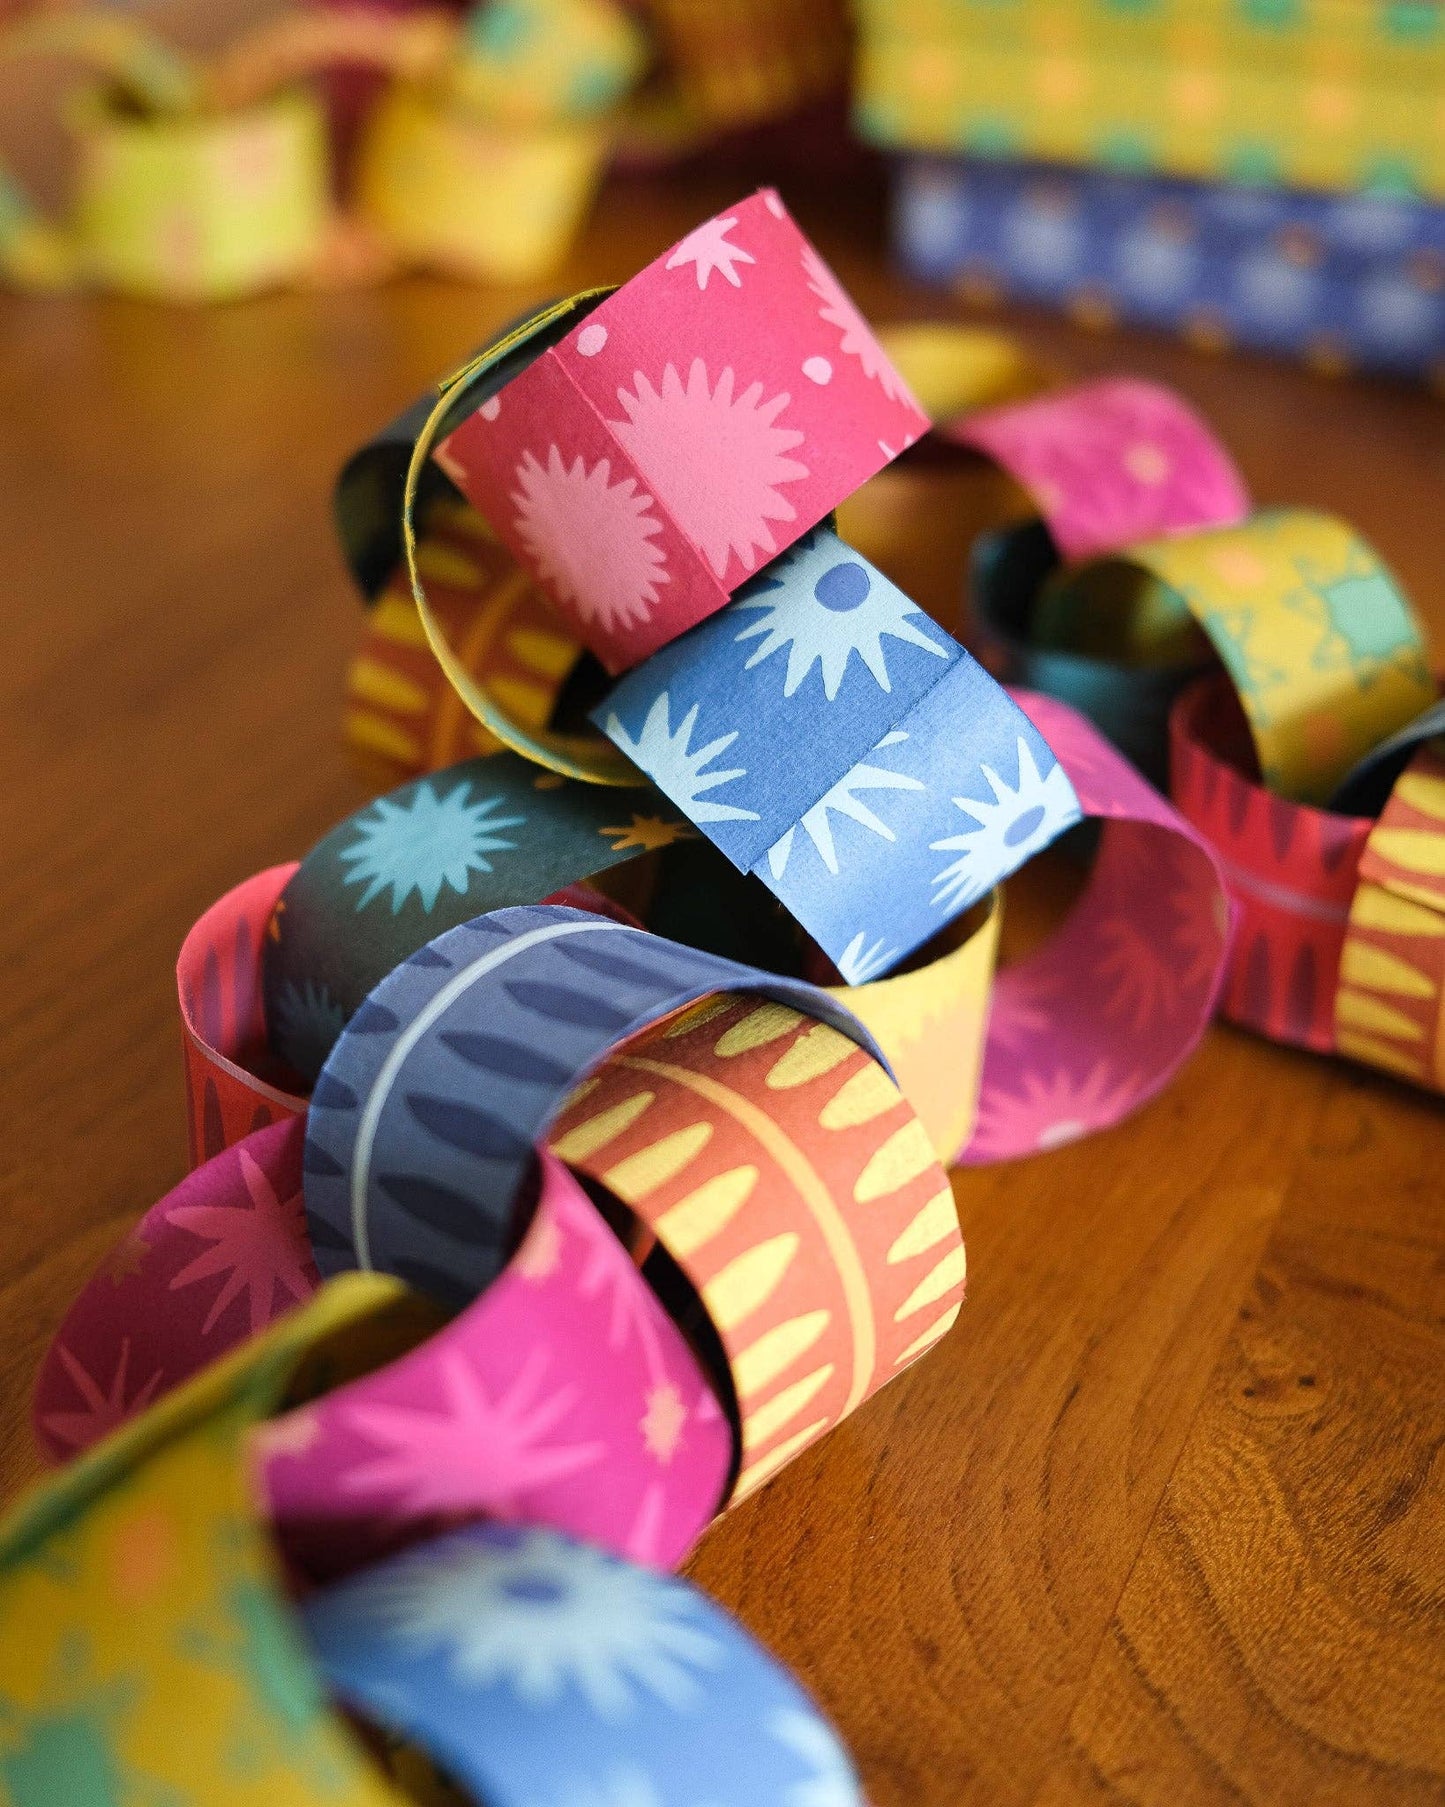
xmin=435 ymin=188 xmax=929 ymax=673
xmin=944 ymin=377 xmax=1249 ymax=564
xmin=961 ymin=687 xmax=1235 ymax=1162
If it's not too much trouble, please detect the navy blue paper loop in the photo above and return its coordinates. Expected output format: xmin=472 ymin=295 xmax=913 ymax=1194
xmin=303 ymin=1522 xmax=865 ymax=1807
xmin=304 ymin=903 xmax=889 ymax=1307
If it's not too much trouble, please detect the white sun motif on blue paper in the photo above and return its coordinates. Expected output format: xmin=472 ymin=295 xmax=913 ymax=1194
xmin=735 ymin=554 xmax=949 ymax=701
xmin=929 ymin=737 xmax=1081 ymax=913
xmin=767 ymin=732 xmax=925 ymax=879
xmin=834 ymin=932 xmax=901 ymax=986
xmin=606 ymin=694 xmax=760 ymax=824
xmin=339 ymin=781 xmax=525 ymax=914
xmin=364 ymin=1530 xmax=724 ymax=1722
xmin=771 ymin=1706 xmax=865 ymax=1807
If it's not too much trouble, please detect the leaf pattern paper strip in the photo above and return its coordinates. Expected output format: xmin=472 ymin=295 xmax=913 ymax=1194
xmin=1333 ymin=745 xmax=1445 ymax=1091
xmin=550 ymin=994 xmax=964 ymax=1503
xmin=598 ymin=526 xmax=1081 ymax=979
xmin=1076 ymin=509 xmax=1435 ymax=805
xmin=1169 ymin=673 xmax=1372 ymax=1056
xmin=178 ymin=863 xmax=309 ymax=1167
xmin=960 ymin=688 xmax=1233 ymax=1165
xmin=262 ymin=1152 xmax=731 ymax=1579
xmin=1 ymin=1278 xmax=419 ymax=1807
xmin=32 ymin=1118 xmax=319 ymax=1463
xmin=263 ymin=750 xmax=690 ymax=1081
xmin=304 ymin=904 xmax=889 ymax=1308
xmin=345 ymin=503 xmax=582 ymax=787
xmin=944 ymin=377 xmax=1249 ymax=563
xmin=302 ymin=1522 xmax=866 ymax=1807
xmin=436 ymin=188 xmax=928 ymax=673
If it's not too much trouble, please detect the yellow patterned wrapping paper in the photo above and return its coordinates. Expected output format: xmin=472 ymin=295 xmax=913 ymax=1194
xmin=69 ymin=85 xmax=331 ymax=301
xmin=1043 ymin=509 xmax=1435 ymax=804
xmin=0 ymin=1275 xmax=434 ymax=1807
xmin=449 ymin=0 xmax=648 ymax=129
xmin=354 ymin=85 xmax=608 ymax=284
xmin=855 ymin=0 xmax=1445 ymax=198
xmin=648 ymin=0 xmax=853 ymax=129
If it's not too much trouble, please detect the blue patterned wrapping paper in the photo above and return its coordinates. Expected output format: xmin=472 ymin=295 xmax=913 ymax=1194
xmin=597 ymin=528 xmax=1082 ymax=981
xmin=303 ymin=1522 xmax=866 ymax=1807
xmin=303 ymin=903 xmax=888 ymax=1306
xmin=894 ymin=156 xmax=1445 ymax=381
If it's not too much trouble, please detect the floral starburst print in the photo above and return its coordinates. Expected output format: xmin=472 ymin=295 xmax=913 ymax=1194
xmin=767 ymin=732 xmax=925 ymax=880
xmin=512 ymin=448 xmax=669 ymax=633
xmin=361 ymin=1527 xmax=723 ymax=1719
xmin=834 ymin=932 xmax=900 ymax=986
xmin=1094 ymin=914 xmax=1178 ymax=1033
xmin=771 ymin=1706 xmax=864 ymax=1807
xmin=665 ymin=215 xmax=755 ymax=290
xmin=970 ymin=1060 xmax=1141 ymax=1159
xmin=268 ymin=978 xmax=347 ymax=1079
xmin=165 ymin=1145 xmax=316 ymax=1336
xmin=605 ymin=694 xmax=760 ymax=824
xmin=638 ymin=1383 xmax=687 ymax=1463
xmin=337 ymin=1347 xmax=604 ymax=1518
xmin=734 ymin=548 xmax=948 ymax=701
xmin=610 ymin=360 xmax=809 ymax=580
xmin=37 ymin=1339 xmax=164 ymax=1452
xmin=339 ymin=780 xmax=525 ymax=915
xmin=801 ymin=244 xmax=917 ymax=408
xmin=930 ymin=738 xmax=1081 ymax=913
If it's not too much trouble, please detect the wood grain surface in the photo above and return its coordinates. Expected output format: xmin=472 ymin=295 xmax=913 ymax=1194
xmin=2 ymin=169 xmax=1443 ymax=1806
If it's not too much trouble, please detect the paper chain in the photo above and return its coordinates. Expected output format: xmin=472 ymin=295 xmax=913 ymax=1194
xmin=7 ymin=190 xmax=1440 ymax=1803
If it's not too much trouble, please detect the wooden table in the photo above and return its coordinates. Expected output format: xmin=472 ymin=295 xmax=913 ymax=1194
xmin=3 ymin=170 xmax=1443 ymax=1806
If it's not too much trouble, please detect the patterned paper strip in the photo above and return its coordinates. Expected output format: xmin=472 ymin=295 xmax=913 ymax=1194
xmin=648 ymin=0 xmax=853 ymax=128
xmin=1169 ymin=672 xmax=1370 ymax=1054
xmin=1334 ymin=743 xmax=1445 ymax=1089
xmin=1 ymin=1278 xmax=422 ymax=1807
xmin=962 ymin=687 xmax=1232 ymax=1162
xmin=551 ymin=992 xmax=964 ymax=1501
xmin=944 ymin=376 xmax=1249 ymax=563
xmin=263 ymin=753 xmax=690 ymax=1081
xmin=1067 ymin=509 xmax=1434 ymax=804
xmin=304 ymin=904 xmax=888 ymax=1308
xmin=598 ymin=526 xmax=1082 ymax=979
xmin=435 ymin=189 xmax=929 ymax=673
xmin=303 ymin=1522 xmax=865 ymax=1807
xmin=177 ymin=864 xmax=308 ymax=1167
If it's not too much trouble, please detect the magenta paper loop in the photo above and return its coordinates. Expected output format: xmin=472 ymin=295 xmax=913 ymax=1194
xmin=33 ymin=1116 xmax=317 ymax=1461
xmin=259 ymin=1150 xmax=731 ymax=1579
xmin=944 ymin=377 xmax=1249 ymax=563
xmin=961 ymin=687 xmax=1235 ymax=1162
xmin=434 ymin=188 xmax=929 ymax=674
xmin=178 ymin=862 xmax=308 ymax=1167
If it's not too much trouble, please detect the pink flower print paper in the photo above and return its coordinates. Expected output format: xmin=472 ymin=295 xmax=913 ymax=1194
xmin=946 ymin=378 xmax=1248 ymax=563
xmin=437 ymin=189 xmax=928 ymax=673
xmin=260 ymin=1152 xmax=730 ymax=1578
xmin=33 ymin=1116 xmax=318 ymax=1461
xmin=961 ymin=688 xmax=1235 ymax=1163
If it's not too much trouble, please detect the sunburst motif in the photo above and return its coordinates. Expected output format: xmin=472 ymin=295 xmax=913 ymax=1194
xmin=771 ymin=1705 xmax=864 ymax=1807
xmin=639 ymin=1382 xmax=687 ymax=1463
xmin=665 ymin=214 xmax=755 ymax=290
xmin=598 ymin=814 xmax=694 ymax=853
xmin=353 ymin=1526 xmax=724 ymax=1718
xmin=929 ymin=738 xmax=1081 ymax=914
xmin=610 ymin=360 xmax=809 ymax=580
xmin=605 ymin=694 xmax=760 ymax=824
xmin=767 ymin=733 xmax=925 ymax=880
xmin=37 ymin=1339 xmax=164 ymax=1452
xmin=512 ymin=447 xmax=669 ymax=633
xmin=834 ymin=932 xmax=900 ymax=986
xmin=165 ymin=1146 xmax=316 ymax=1336
xmin=339 ymin=779 xmax=525 ymax=915
xmin=337 ymin=1347 xmax=604 ymax=1517
xmin=801 ymin=244 xmax=916 ymax=407
xmin=970 ymin=1060 xmax=1141 ymax=1158
xmin=734 ymin=540 xmax=949 ymax=701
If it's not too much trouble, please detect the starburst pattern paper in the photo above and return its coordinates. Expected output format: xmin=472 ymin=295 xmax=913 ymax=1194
xmin=436 ymin=189 xmax=927 ymax=672
xmin=301 ymin=1523 xmax=864 ymax=1807
xmin=264 ymin=752 xmax=690 ymax=1082
xmin=262 ymin=1152 xmax=729 ymax=1578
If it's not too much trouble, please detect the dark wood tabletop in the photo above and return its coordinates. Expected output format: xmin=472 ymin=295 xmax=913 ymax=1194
xmin=2 ymin=169 xmax=1443 ymax=1807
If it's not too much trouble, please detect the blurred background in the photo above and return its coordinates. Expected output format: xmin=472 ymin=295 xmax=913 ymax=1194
xmin=0 ymin=0 xmax=1440 ymax=383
